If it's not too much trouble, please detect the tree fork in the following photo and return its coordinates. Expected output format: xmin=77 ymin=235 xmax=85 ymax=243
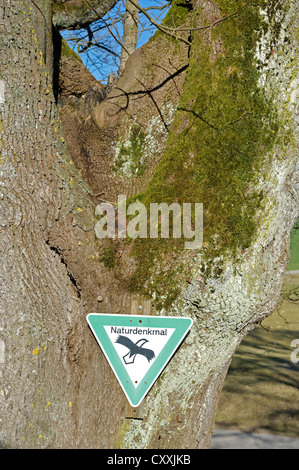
xmin=0 ymin=0 xmax=298 ymax=450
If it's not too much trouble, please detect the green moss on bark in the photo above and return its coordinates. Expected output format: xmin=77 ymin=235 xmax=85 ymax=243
xmin=117 ymin=1 xmax=286 ymax=307
xmin=61 ymin=38 xmax=82 ymax=62
xmin=161 ymin=0 xmax=192 ymax=29
xmin=145 ymin=1 xmax=277 ymax=251
xmin=99 ymin=245 xmax=116 ymax=269
xmin=53 ymin=0 xmax=89 ymax=15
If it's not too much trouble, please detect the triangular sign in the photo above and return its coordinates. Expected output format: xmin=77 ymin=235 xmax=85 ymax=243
xmin=86 ymin=313 xmax=193 ymax=407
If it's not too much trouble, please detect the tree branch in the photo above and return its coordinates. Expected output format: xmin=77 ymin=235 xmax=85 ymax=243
xmin=127 ymin=0 xmax=192 ymax=46
xmin=126 ymin=0 xmax=255 ymax=44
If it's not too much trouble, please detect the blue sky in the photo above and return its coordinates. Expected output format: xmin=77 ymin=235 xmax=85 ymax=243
xmin=61 ymin=0 xmax=169 ymax=82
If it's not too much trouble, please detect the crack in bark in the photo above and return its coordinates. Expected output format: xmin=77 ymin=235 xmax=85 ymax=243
xmin=45 ymin=240 xmax=82 ymax=298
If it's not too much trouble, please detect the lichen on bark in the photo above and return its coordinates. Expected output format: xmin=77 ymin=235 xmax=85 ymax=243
xmin=116 ymin=0 xmax=287 ymax=309
xmin=1 ymin=0 xmax=298 ymax=451
xmin=119 ymin=0 xmax=299 ymax=448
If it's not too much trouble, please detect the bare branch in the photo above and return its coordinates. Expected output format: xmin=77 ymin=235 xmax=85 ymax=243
xmin=127 ymin=0 xmax=191 ymax=46
xmin=106 ymin=63 xmax=189 ymax=102
xmin=84 ymin=0 xmax=131 ymax=55
xmin=125 ymin=0 xmax=255 ymax=45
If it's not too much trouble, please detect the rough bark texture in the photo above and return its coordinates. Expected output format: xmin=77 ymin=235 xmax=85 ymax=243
xmin=118 ymin=0 xmax=139 ymax=76
xmin=59 ymin=29 xmax=189 ymax=201
xmin=53 ymin=0 xmax=118 ymax=30
xmin=0 ymin=0 xmax=129 ymax=449
xmin=0 ymin=0 xmax=298 ymax=450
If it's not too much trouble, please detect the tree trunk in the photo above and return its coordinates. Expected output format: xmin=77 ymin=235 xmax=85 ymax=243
xmin=0 ymin=0 xmax=128 ymax=449
xmin=0 ymin=0 xmax=298 ymax=449
xmin=118 ymin=0 xmax=139 ymax=76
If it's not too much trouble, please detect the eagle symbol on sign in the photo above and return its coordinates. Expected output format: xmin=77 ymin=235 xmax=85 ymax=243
xmin=115 ymin=335 xmax=155 ymax=365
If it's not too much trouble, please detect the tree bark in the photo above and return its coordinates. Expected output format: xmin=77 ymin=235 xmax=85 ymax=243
xmin=0 ymin=0 xmax=298 ymax=450
xmin=0 ymin=0 xmax=128 ymax=449
xmin=53 ymin=0 xmax=118 ymax=30
xmin=118 ymin=0 xmax=139 ymax=76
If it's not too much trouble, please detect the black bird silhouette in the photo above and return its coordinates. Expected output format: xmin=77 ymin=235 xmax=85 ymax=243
xmin=115 ymin=335 xmax=155 ymax=364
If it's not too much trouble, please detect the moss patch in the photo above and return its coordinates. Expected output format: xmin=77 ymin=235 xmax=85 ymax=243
xmin=99 ymin=244 xmax=117 ymax=269
xmin=161 ymin=0 xmax=192 ymax=29
xmin=116 ymin=1 xmax=286 ymax=307
xmin=53 ymin=0 xmax=88 ymax=15
xmin=144 ymin=1 xmax=278 ymax=254
xmin=151 ymin=0 xmax=193 ymax=45
xmin=61 ymin=38 xmax=82 ymax=63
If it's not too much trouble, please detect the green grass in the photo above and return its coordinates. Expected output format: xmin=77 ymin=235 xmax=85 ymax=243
xmin=215 ymin=273 xmax=299 ymax=438
xmin=288 ymin=222 xmax=299 ymax=271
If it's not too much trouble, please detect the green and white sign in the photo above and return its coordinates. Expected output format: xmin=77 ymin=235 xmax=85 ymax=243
xmin=86 ymin=313 xmax=193 ymax=407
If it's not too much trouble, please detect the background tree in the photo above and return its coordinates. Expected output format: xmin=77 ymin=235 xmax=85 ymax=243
xmin=0 ymin=0 xmax=298 ymax=449
xmin=55 ymin=0 xmax=170 ymax=82
xmin=118 ymin=0 xmax=139 ymax=75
